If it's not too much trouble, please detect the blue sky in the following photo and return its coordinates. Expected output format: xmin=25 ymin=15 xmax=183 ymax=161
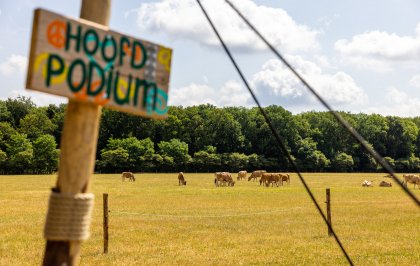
xmin=1 ymin=0 xmax=420 ymax=116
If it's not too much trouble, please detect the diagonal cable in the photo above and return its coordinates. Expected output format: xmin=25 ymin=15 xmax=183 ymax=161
xmin=196 ymin=1 xmax=354 ymax=265
xmin=224 ymin=0 xmax=419 ymax=207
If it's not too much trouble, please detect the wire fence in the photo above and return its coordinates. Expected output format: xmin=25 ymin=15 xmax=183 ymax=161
xmin=110 ymin=207 xmax=304 ymax=219
xmin=109 ymin=197 xmax=413 ymax=220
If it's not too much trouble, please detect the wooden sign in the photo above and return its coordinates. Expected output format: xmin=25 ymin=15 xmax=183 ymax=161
xmin=26 ymin=9 xmax=172 ymax=119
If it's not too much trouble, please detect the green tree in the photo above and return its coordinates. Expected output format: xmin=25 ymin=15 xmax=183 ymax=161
xmin=0 ymin=149 xmax=7 ymax=173
xmin=386 ymin=117 xmax=418 ymax=159
xmin=48 ymin=104 xmax=66 ymax=145
xmin=355 ymin=113 xmax=388 ymax=156
xmin=100 ymin=147 xmax=129 ymax=172
xmin=352 ymin=142 xmax=377 ymax=172
xmin=6 ymin=133 xmax=33 ymax=173
xmin=106 ymin=137 xmax=155 ymax=171
xmin=408 ymin=156 xmax=420 ymax=172
xmin=296 ymin=138 xmax=330 ymax=171
xmin=158 ymin=139 xmax=191 ymax=169
xmin=19 ymin=108 xmax=56 ymax=140
xmin=98 ymin=109 xmax=156 ymax=154
xmin=202 ymin=107 xmax=244 ymax=154
xmin=299 ymin=111 xmax=356 ymax=159
xmin=332 ymin=152 xmax=354 ymax=172
xmin=0 ymin=122 xmax=17 ymax=150
xmin=395 ymin=158 xmax=410 ymax=172
xmin=5 ymin=96 xmax=35 ymax=128
xmin=33 ymin=134 xmax=59 ymax=174
xmin=223 ymin=152 xmax=249 ymax=172
xmin=383 ymin=156 xmax=395 ymax=169
xmin=192 ymin=150 xmax=221 ymax=172
xmin=247 ymin=153 xmax=264 ymax=170
xmin=0 ymin=100 xmax=12 ymax=122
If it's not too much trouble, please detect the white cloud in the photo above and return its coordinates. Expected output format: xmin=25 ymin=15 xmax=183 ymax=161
xmin=169 ymin=80 xmax=250 ymax=107
xmin=251 ymin=56 xmax=367 ymax=109
xmin=364 ymin=87 xmax=420 ymax=117
xmin=409 ymin=75 xmax=420 ymax=88
xmin=334 ymin=23 xmax=420 ymax=71
xmin=134 ymin=0 xmax=319 ymax=53
xmin=0 ymin=54 xmax=27 ymax=76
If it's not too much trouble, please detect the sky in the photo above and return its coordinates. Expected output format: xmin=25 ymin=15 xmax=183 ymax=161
xmin=0 ymin=0 xmax=420 ymax=117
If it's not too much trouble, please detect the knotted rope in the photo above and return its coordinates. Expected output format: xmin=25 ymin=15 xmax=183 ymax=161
xmin=44 ymin=192 xmax=94 ymax=241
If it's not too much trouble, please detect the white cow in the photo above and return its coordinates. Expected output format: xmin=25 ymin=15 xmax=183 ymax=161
xmin=362 ymin=180 xmax=373 ymax=187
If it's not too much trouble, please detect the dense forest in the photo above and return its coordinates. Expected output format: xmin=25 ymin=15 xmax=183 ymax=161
xmin=1 ymin=96 xmax=420 ymax=174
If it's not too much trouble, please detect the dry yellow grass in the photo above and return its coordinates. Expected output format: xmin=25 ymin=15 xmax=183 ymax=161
xmin=0 ymin=173 xmax=419 ymax=265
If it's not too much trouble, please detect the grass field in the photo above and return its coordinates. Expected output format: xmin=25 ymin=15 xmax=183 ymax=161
xmin=0 ymin=173 xmax=419 ymax=265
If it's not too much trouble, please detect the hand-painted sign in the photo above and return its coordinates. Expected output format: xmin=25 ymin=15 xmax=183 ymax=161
xmin=26 ymin=9 xmax=172 ymax=119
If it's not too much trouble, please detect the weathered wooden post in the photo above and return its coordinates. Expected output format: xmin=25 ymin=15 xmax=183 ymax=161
xmin=42 ymin=1 xmax=110 ymax=265
xmin=103 ymin=193 xmax=109 ymax=254
xmin=326 ymin=188 xmax=332 ymax=236
xmin=25 ymin=0 xmax=172 ymax=263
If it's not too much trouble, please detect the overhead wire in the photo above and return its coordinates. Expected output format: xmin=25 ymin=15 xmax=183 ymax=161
xmin=195 ymin=1 xmax=354 ymax=265
xmin=224 ymin=0 xmax=419 ymax=208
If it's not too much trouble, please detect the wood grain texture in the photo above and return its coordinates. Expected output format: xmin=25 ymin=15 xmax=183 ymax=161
xmin=43 ymin=1 xmax=110 ymax=265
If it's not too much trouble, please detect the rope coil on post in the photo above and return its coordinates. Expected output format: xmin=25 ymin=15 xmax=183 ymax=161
xmin=44 ymin=192 xmax=95 ymax=241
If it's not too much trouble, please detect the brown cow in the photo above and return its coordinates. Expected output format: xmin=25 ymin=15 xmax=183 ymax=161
xmin=279 ymin=173 xmax=290 ymax=185
xmin=248 ymin=170 xmax=266 ymax=181
xmin=121 ymin=172 xmax=135 ymax=182
xmin=260 ymin=173 xmax=289 ymax=186
xmin=263 ymin=173 xmax=282 ymax=187
xmin=215 ymin=172 xmax=235 ymax=187
xmin=178 ymin=172 xmax=187 ymax=186
xmin=379 ymin=181 xmax=392 ymax=187
xmin=402 ymin=174 xmax=420 ymax=189
xmin=259 ymin=173 xmax=269 ymax=186
xmin=237 ymin=170 xmax=247 ymax=180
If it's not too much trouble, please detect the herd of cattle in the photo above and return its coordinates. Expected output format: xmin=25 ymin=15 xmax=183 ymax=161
xmin=122 ymin=171 xmax=420 ymax=189
xmin=362 ymin=174 xmax=420 ymax=188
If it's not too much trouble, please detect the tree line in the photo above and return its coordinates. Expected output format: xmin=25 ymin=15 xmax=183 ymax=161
xmin=1 ymin=96 xmax=420 ymax=174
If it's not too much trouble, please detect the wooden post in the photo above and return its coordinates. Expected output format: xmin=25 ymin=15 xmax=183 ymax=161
xmin=103 ymin=193 xmax=109 ymax=254
xmin=42 ymin=1 xmax=111 ymax=265
xmin=326 ymin=188 xmax=332 ymax=236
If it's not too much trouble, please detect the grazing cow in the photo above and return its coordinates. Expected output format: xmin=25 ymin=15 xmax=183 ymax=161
xmin=379 ymin=181 xmax=392 ymax=187
xmin=248 ymin=170 xmax=266 ymax=181
xmin=261 ymin=173 xmax=282 ymax=187
xmin=402 ymin=174 xmax=420 ymax=189
xmin=237 ymin=170 xmax=247 ymax=181
xmin=214 ymin=172 xmax=235 ymax=187
xmin=260 ymin=173 xmax=289 ymax=186
xmin=259 ymin=173 xmax=270 ymax=186
xmin=279 ymin=173 xmax=290 ymax=186
xmin=121 ymin=172 xmax=135 ymax=182
xmin=178 ymin=172 xmax=187 ymax=186
xmin=362 ymin=180 xmax=372 ymax=187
